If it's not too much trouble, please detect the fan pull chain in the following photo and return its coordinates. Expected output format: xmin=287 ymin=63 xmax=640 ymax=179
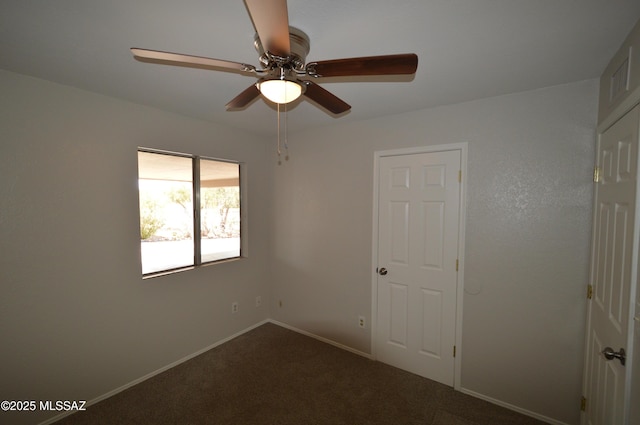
xmin=276 ymin=102 xmax=290 ymax=165
xmin=277 ymin=103 xmax=282 ymax=164
xmin=283 ymin=102 xmax=289 ymax=161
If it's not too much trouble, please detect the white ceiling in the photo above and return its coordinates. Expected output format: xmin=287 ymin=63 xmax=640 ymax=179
xmin=2 ymin=0 xmax=640 ymax=136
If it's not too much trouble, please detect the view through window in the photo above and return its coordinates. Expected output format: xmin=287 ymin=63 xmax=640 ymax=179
xmin=138 ymin=150 xmax=241 ymax=275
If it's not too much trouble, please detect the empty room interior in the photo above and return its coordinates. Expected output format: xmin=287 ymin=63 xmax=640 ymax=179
xmin=2 ymin=1 xmax=640 ymax=425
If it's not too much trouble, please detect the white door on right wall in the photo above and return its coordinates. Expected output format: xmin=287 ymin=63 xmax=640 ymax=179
xmin=583 ymin=104 xmax=639 ymax=425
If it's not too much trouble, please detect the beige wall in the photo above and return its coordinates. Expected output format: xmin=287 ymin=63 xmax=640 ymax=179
xmin=270 ymin=79 xmax=598 ymax=425
xmin=0 ymin=70 xmax=272 ymax=425
xmin=0 ymin=69 xmax=598 ymax=425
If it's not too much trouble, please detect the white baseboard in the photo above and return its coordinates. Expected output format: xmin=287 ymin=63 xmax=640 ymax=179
xmin=272 ymin=320 xmax=566 ymax=425
xmin=38 ymin=319 xmax=565 ymax=425
xmin=459 ymin=387 xmax=570 ymax=425
xmin=268 ymin=319 xmax=374 ymax=360
xmin=38 ymin=319 xmax=270 ymax=425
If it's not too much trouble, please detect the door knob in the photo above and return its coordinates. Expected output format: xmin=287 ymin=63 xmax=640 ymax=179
xmin=602 ymin=347 xmax=626 ymax=366
xmin=378 ymin=267 xmax=388 ymax=276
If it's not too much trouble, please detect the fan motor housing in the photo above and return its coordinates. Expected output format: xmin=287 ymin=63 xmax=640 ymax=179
xmin=254 ymin=26 xmax=310 ymax=71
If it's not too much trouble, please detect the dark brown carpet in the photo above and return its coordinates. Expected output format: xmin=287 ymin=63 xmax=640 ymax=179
xmin=55 ymin=323 xmax=546 ymax=424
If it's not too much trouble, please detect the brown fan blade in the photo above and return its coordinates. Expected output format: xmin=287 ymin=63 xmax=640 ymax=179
xmin=131 ymin=48 xmax=256 ymax=74
xmin=303 ymin=82 xmax=351 ymax=115
xmin=243 ymin=0 xmax=290 ymax=57
xmin=225 ymin=84 xmax=261 ymax=110
xmin=306 ymin=53 xmax=418 ymax=78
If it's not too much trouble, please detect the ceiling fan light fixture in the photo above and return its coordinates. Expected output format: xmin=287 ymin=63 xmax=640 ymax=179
xmin=131 ymin=1 xmax=418 ymax=115
xmin=258 ymin=78 xmax=302 ymax=104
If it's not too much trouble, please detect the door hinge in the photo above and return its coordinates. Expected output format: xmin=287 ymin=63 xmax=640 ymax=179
xmin=453 ymin=345 xmax=456 ymax=358
xmin=581 ymin=396 xmax=587 ymax=412
xmin=593 ymin=166 xmax=601 ymax=183
xmin=587 ymin=284 xmax=593 ymax=300
xmin=456 ymin=259 xmax=459 ymax=271
xmin=458 ymin=170 xmax=462 ymax=183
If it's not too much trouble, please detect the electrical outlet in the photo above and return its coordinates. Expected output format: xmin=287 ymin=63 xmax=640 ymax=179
xmin=232 ymin=302 xmax=239 ymax=314
xmin=358 ymin=316 xmax=366 ymax=328
xmin=256 ymin=296 xmax=262 ymax=307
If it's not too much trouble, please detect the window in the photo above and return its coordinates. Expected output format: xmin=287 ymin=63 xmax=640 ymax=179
xmin=137 ymin=149 xmax=242 ymax=276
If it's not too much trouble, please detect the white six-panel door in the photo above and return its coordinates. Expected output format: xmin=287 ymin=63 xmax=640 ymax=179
xmin=583 ymin=104 xmax=639 ymax=425
xmin=375 ymin=148 xmax=462 ymax=386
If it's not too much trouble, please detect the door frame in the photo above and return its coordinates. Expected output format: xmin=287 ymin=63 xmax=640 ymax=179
xmin=371 ymin=142 xmax=468 ymax=389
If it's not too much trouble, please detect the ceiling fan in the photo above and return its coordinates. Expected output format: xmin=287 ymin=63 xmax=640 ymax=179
xmin=131 ymin=0 xmax=418 ymax=115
